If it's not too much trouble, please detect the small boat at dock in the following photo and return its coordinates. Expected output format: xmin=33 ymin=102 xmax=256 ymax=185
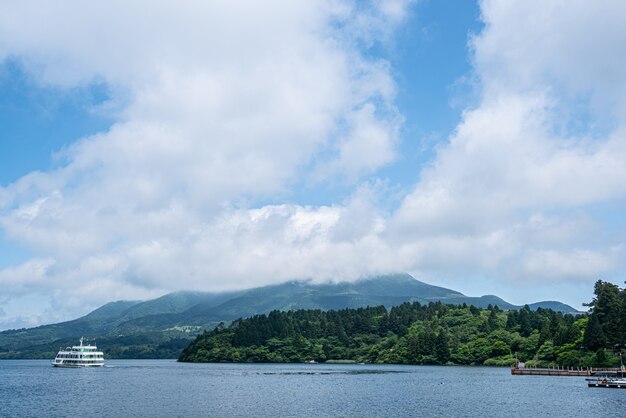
xmin=587 ymin=355 xmax=626 ymax=387
xmin=587 ymin=377 xmax=626 ymax=389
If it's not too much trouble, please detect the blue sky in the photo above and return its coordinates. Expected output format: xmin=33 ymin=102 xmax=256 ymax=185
xmin=0 ymin=62 xmax=112 ymax=183
xmin=1 ymin=0 xmax=625 ymax=330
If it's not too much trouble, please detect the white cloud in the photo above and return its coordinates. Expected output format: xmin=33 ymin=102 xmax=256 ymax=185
xmin=0 ymin=1 xmax=409 ymax=324
xmin=0 ymin=258 xmax=55 ymax=294
xmin=2 ymin=0 xmax=626 ymax=327
xmin=522 ymin=248 xmax=619 ymax=281
xmin=314 ymin=103 xmax=400 ymax=182
xmin=475 ymin=0 xmax=626 ymax=112
xmin=387 ymin=0 xmax=626 ymax=291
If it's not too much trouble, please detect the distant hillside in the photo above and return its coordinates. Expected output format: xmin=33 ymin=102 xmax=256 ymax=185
xmin=83 ymin=300 xmax=142 ymax=320
xmin=0 ymin=273 xmax=580 ymax=359
xmin=527 ymin=301 xmax=578 ymax=312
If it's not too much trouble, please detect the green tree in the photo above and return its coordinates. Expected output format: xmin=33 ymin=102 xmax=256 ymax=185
xmin=594 ymin=349 xmax=609 ymax=367
xmin=490 ymin=340 xmax=510 ymax=357
xmin=435 ymin=329 xmax=450 ymax=364
xmin=536 ymin=341 xmax=556 ymax=362
xmin=583 ymin=314 xmax=606 ymax=351
xmin=585 ymin=280 xmax=623 ymax=347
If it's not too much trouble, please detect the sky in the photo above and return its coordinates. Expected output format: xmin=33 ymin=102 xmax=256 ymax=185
xmin=1 ymin=0 xmax=625 ymax=330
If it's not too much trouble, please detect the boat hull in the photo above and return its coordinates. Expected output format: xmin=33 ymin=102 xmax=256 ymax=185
xmin=52 ymin=362 xmax=104 ymax=368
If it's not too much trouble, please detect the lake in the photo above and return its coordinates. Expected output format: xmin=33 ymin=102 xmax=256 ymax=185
xmin=1 ymin=360 xmax=624 ymax=417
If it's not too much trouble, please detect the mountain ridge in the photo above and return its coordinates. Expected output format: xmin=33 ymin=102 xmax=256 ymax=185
xmin=0 ymin=273 xmax=581 ymax=359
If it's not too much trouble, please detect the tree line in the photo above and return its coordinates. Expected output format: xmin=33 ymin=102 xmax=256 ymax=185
xmin=179 ymin=280 xmax=625 ymax=367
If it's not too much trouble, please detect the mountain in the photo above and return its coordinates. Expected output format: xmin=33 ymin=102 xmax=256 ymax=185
xmin=527 ymin=300 xmax=579 ymax=312
xmin=0 ymin=273 xmax=580 ymax=359
xmin=83 ymin=300 xmax=142 ymax=320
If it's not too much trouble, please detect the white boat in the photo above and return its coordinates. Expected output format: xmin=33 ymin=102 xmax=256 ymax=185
xmin=52 ymin=337 xmax=105 ymax=367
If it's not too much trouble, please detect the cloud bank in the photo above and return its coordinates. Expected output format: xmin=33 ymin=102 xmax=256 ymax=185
xmin=1 ymin=0 xmax=626 ymax=328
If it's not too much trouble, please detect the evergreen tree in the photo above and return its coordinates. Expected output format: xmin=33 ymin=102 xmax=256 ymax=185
xmin=417 ymin=329 xmax=436 ymax=356
xmin=487 ymin=309 xmax=499 ymax=330
xmin=538 ymin=321 xmax=551 ymax=346
xmin=594 ymin=349 xmax=609 ymax=367
xmin=517 ymin=306 xmax=533 ymax=337
xmin=583 ymin=314 xmax=606 ymax=351
xmin=435 ymin=329 xmax=450 ymax=364
xmin=585 ymin=280 xmax=624 ymax=348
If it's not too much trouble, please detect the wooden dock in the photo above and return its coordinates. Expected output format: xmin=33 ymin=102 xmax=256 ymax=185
xmin=511 ymin=367 xmax=622 ymax=377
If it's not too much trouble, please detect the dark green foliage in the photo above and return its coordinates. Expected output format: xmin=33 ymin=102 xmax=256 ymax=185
xmin=593 ymin=349 xmax=609 ymax=367
xmin=181 ymin=280 xmax=626 ymax=366
xmin=583 ymin=280 xmax=626 ymax=350
xmin=583 ymin=314 xmax=606 ymax=351
xmin=435 ymin=329 xmax=450 ymax=363
xmin=179 ymin=301 xmax=602 ymax=366
xmin=491 ymin=340 xmax=511 ymax=357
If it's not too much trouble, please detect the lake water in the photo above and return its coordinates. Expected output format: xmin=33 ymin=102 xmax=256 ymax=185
xmin=1 ymin=360 xmax=624 ymax=417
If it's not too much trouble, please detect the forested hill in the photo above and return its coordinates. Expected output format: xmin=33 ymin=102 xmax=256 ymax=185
xmin=0 ymin=273 xmax=580 ymax=359
xmin=179 ymin=281 xmax=625 ymax=367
